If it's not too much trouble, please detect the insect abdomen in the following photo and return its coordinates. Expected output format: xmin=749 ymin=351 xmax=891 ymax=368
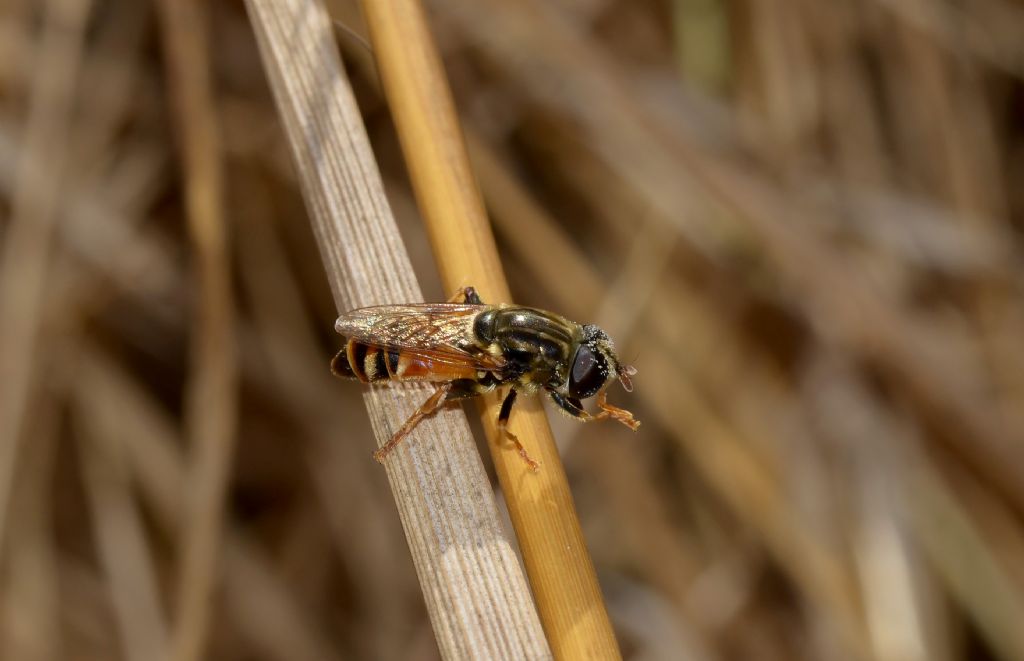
xmin=331 ymin=338 xmax=478 ymax=383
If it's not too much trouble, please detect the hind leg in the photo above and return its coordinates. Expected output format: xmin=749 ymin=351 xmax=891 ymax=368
xmin=373 ymin=382 xmax=453 ymax=464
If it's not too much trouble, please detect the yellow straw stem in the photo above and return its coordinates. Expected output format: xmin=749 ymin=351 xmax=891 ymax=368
xmin=360 ymin=1 xmax=621 ymax=658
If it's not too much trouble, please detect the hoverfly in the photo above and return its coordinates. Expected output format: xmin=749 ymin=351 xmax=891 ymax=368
xmin=331 ymin=287 xmax=639 ymax=470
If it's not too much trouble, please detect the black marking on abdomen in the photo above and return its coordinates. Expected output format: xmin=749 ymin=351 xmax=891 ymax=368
xmin=348 ymin=340 xmax=369 ymax=381
xmin=339 ymin=340 xmax=396 ymax=383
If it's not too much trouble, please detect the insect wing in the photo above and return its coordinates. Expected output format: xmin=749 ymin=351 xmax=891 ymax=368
xmin=335 ymin=304 xmax=505 ymax=371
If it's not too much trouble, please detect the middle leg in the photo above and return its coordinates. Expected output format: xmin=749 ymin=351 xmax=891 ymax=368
xmin=495 ymin=388 xmax=540 ymax=471
xmin=446 ymin=286 xmax=483 ymax=305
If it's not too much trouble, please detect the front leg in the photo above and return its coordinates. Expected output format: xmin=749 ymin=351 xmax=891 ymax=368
xmin=549 ymin=391 xmax=641 ymax=431
xmin=595 ymin=391 xmax=641 ymax=431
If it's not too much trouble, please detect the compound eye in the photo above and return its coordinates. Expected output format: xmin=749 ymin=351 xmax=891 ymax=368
xmin=569 ymin=345 xmax=608 ymax=399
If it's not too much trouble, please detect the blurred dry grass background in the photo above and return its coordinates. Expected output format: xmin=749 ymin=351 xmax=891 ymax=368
xmin=2 ymin=0 xmax=1024 ymax=659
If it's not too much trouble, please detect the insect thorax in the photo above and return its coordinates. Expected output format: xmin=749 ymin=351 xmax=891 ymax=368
xmin=473 ymin=306 xmax=577 ymax=382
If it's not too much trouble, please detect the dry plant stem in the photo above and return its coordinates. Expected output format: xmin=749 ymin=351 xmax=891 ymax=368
xmin=0 ymin=0 xmax=91 ymax=564
xmin=234 ymin=195 xmax=423 ymax=656
xmin=360 ymin=1 xmax=620 ymax=658
xmin=154 ymin=1 xmax=239 ymax=660
xmin=243 ymin=1 xmax=550 ymax=658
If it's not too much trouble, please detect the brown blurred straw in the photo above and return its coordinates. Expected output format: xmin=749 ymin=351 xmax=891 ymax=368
xmin=154 ymin=0 xmax=239 ymax=659
xmin=810 ymin=358 xmax=1024 ymax=661
xmin=2 ymin=394 xmax=61 ymax=661
xmin=469 ymin=133 xmax=875 ymax=660
xmin=243 ymin=0 xmax=549 ymax=658
xmin=0 ymin=0 xmax=92 ymax=563
xmin=232 ymin=183 xmax=420 ymax=657
xmin=360 ymin=1 xmax=621 ymax=658
xmin=434 ymin=0 xmax=1024 ymax=517
xmin=75 ymin=381 xmax=168 ymax=661
xmin=78 ymin=348 xmax=345 ymax=661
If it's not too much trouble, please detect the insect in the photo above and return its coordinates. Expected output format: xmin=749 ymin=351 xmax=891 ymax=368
xmin=331 ymin=286 xmax=639 ymax=470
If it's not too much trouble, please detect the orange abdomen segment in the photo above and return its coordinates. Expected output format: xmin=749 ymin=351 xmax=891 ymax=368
xmin=392 ymin=352 xmax=479 ymax=381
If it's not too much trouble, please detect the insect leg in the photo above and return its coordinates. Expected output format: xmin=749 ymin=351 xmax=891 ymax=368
xmin=446 ymin=286 xmax=483 ymax=305
xmin=495 ymin=388 xmax=539 ymax=472
xmin=444 ymin=381 xmax=539 ymax=470
xmin=595 ymin=391 xmax=641 ymax=431
xmin=498 ymin=386 xmax=517 ymax=422
xmin=373 ymin=382 xmax=453 ymax=464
